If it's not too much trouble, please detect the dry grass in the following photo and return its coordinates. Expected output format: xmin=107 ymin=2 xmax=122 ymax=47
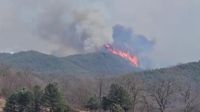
xmin=0 ymin=98 xmax=5 ymax=112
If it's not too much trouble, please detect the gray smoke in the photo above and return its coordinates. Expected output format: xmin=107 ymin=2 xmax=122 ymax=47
xmin=36 ymin=0 xmax=113 ymax=56
xmin=33 ymin=0 xmax=155 ymax=68
xmin=0 ymin=0 xmax=155 ymax=67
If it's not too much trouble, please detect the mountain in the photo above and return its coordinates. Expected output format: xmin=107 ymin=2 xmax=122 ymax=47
xmin=126 ymin=60 xmax=200 ymax=85
xmin=0 ymin=51 xmax=139 ymax=75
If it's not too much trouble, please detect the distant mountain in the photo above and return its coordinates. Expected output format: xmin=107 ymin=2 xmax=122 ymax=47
xmin=127 ymin=60 xmax=200 ymax=85
xmin=0 ymin=51 xmax=140 ymax=76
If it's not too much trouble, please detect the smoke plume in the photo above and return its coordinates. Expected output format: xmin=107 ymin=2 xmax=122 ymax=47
xmin=112 ymin=25 xmax=155 ymax=54
xmin=36 ymin=0 xmax=113 ymax=56
xmin=35 ymin=1 xmax=155 ymax=68
xmin=112 ymin=25 xmax=155 ymax=68
xmin=0 ymin=0 xmax=155 ymax=68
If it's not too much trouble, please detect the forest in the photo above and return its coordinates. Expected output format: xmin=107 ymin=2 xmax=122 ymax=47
xmin=1 ymin=61 xmax=200 ymax=112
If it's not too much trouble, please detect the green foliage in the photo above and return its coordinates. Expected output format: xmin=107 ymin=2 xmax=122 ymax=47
xmin=4 ymin=88 xmax=33 ymax=112
xmin=110 ymin=104 xmax=125 ymax=112
xmin=85 ymin=96 xmax=99 ymax=110
xmin=42 ymin=82 xmax=69 ymax=112
xmin=102 ymin=96 xmax=111 ymax=111
xmin=102 ymin=84 xmax=131 ymax=111
xmin=4 ymin=93 xmax=18 ymax=112
xmin=108 ymin=84 xmax=131 ymax=111
xmin=32 ymin=85 xmax=43 ymax=112
xmin=4 ymin=83 xmax=70 ymax=112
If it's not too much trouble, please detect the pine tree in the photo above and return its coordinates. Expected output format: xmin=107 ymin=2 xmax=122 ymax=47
xmin=42 ymin=82 xmax=69 ymax=112
xmin=32 ymin=85 xmax=43 ymax=112
xmin=4 ymin=93 xmax=18 ymax=112
xmin=111 ymin=104 xmax=125 ymax=112
xmin=102 ymin=84 xmax=131 ymax=112
xmin=4 ymin=88 xmax=33 ymax=112
xmin=85 ymin=96 xmax=99 ymax=111
xmin=102 ymin=96 xmax=111 ymax=111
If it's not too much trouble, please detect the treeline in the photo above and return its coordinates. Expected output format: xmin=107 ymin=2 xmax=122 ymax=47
xmin=4 ymin=78 xmax=200 ymax=112
xmin=3 ymin=82 xmax=132 ymax=112
xmin=1 ymin=65 xmax=200 ymax=112
xmin=83 ymin=76 xmax=200 ymax=112
xmin=4 ymin=83 xmax=70 ymax=112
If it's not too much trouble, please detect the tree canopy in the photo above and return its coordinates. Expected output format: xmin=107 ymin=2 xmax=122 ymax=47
xmin=4 ymin=83 xmax=70 ymax=112
xmin=102 ymin=84 xmax=131 ymax=112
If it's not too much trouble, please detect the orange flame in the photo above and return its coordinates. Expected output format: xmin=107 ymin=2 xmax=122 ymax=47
xmin=104 ymin=44 xmax=139 ymax=67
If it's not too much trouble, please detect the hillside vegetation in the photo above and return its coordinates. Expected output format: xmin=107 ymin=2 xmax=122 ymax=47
xmin=0 ymin=51 xmax=138 ymax=76
xmin=0 ymin=54 xmax=200 ymax=111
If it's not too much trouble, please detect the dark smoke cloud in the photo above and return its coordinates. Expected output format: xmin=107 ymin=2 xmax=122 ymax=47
xmin=112 ymin=25 xmax=155 ymax=68
xmin=112 ymin=24 xmax=155 ymax=54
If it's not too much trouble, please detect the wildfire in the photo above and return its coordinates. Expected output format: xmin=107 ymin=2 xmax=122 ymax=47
xmin=104 ymin=44 xmax=139 ymax=67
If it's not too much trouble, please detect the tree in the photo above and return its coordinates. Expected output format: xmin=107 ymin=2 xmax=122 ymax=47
xmin=110 ymin=104 xmax=124 ymax=112
xmin=180 ymin=85 xmax=199 ymax=112
xmin=32 ymin=85 xmax=43 ymax=112
xmin=102 ymin=84 xmax=131 ymax=112
xmin=85 ymin=96 xmax=99 ymax=111
xmin=102 ymin=96 xmax=111 ymax=111
xmin=42 ymin=82 xmax=69 ymax=112
xmin=151 ymin=80 xmax=174 ymax=112
xmin=139 ymin=95 xmax=153 ymax=112
xmin=4 ymin=93 xmax=18 ymax=112
xmin=119 ymin=76 xmax=144 ymax=112
xmin=4 ymin=88 xmax=33 ymax=112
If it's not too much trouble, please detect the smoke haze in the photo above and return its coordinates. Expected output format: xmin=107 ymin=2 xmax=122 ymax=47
xmin=1 ymin=0 xmax=199 ymax=68
xmin=0 ymin=0 xmax=161 ymax=68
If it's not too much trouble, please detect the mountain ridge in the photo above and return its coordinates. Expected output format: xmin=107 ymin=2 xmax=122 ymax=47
xmin=125 ymin=60 xmax=200 ymax=86
xmin=0 ymin=51 xmax=139 ymax=76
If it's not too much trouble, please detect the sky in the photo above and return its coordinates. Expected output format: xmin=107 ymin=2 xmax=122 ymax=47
xmin=0 ymin=0 xmax=200 ymax=68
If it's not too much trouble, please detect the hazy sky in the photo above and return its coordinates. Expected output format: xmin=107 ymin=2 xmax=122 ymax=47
xmin=0 ymin=0 xmax=200 ymax=68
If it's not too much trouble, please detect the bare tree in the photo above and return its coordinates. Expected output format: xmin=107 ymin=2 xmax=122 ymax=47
xmin=151 ymin=80 xmax=174 ymax=112
xmin=139 ymin=95 xmax=154 ymax=112
xmin=180 ymin=85 xmax=200 ymax=112
xmin=119 ymin=76 xmax=144 ymax=112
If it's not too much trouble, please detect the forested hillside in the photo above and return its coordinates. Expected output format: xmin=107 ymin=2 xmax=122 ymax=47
xmin=132 ymin=61 xmax=200 ymax=85
xmin=1 ymin=60 xmax=200 ymax=111
xmin=0 ymin=51 xmax=138 ymax=76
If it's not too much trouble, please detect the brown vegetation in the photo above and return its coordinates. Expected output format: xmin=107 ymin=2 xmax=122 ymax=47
xmin=1 ymin=64 xmax=200 ymax=112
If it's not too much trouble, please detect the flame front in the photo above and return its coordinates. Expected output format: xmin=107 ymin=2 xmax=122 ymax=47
xmin=104 ymin=44 xmax=139 ymax=67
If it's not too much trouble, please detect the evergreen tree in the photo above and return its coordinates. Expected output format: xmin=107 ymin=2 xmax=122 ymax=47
xmin=4 ymin=88 xmax=33 ymax=112
xmin=102 ymin=84 xmax=131 ymax=112
xmin=42 ymin=82 xmax=69 ymax=112
xmin=111 ymin=104 xmax=125 ymax=112
xmin=102 ymin=96 xmax=111 ymax=111
xmin=4 ymin=93 xmax=18 ymax=112
xmin=32 ymin=85 xmax=43 ymax=112
xmin=85 ymin=96 xmax=99 ymax=111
